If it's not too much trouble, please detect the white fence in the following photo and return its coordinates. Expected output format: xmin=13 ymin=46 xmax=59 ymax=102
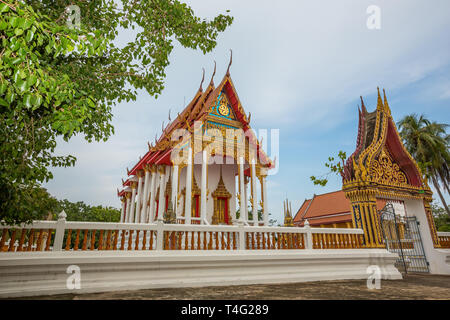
xmin=437 ymin=231 xmax=450 ymax=248
xmin=0 ymin=212 xmax=366 ymax=252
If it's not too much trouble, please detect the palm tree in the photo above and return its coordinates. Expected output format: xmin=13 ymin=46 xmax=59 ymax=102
xmin=397 ymin=114 xmax=450 ymax=216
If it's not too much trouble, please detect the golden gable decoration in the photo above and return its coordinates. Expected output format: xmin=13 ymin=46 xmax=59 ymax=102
xmin=370 ymin=148 xmax=408 ymax=186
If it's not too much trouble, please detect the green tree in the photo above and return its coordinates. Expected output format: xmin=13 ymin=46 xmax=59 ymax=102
xmin=236 ymin=208 xmax=278 ymax=226
xmin=431 ymin=201 xmax=450 ymax=232
xmin=0 ymin=0 xmax=233 ymax=224
xmin=310 ymin=150 xmax=347 ymax=186
xmin=397 ymin=114 xmax=450 ymax=216
xmin=54 ymin=199 xmax=120 ymax=222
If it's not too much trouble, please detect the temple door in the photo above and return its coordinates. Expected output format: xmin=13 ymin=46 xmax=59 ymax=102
xmin=192 ymin=195 xmax=200 ymax=224
xmin=215 ymin=197 xmax=229 ymax=225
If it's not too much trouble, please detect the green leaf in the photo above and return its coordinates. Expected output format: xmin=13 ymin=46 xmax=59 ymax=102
xmin=27 ymin=75 xmax=37 ymax=87
xmin=25 ymin=29 xmax=35 ymax=42
xmin=23 ymin=93 xmax=32 ymax=108
xmin=16 ymin=79 xmax=28 ymax=93
xmin=0 ymin=20 xmax=7 ymax=31
xmin=9 ymin=16 xmax=18 ymax=28
xmin=0 ymin=81 xmax=7 ymax=95
xmin=0 ymin=3 xmax=9 ymax=14
xmin=0 ymin=97 xmax=9 ymax=107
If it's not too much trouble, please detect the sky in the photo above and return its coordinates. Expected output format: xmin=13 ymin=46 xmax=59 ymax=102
xmin=44 ymin=0 xmax=450 ymax=224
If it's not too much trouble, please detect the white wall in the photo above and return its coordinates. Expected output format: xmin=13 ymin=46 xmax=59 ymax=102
xmin=404 ymin=199 xmax=450 ymax=274
xmin=0 ymin=249 xmax=402 ymax=298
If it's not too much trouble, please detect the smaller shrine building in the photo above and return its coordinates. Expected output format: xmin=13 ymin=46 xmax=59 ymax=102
xmin=294 ymin=89 xmax=450 ymax=274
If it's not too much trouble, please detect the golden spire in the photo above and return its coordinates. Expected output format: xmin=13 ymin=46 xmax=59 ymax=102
xmin=360 ymin=96 xmax=367 ymax=114
xmin=376 ymin=87 xmax=383 ymax=112
xmin=199 ymin=68 xmax=205 ymax=91
xmin=209 ymin=61 xmax=216 ymax=86
xmin=383 ymin=88 xmax=392 ymax=117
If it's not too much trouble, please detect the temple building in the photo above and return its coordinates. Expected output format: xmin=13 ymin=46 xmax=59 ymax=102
xmin=294 ymin=191 xmax=407 ymax=228
xmin=117 ymin=57 xmax=273 ymax=226
xmin=294 ymin=88 xmax=449 ymax=274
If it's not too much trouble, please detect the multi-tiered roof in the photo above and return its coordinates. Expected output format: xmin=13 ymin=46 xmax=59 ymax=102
xmin=118 ymin=55 xmax=273 ymax=196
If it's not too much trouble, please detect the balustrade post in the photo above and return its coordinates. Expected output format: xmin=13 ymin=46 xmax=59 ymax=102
xmin=238 ymin=225 xmax=246 ymax=250
xmin=53 ymin=210 xmax=67 ymax=251
xmin=156 ymin=220 xmax=164 ymax=251
xmin=304 ymin=219 xmax=313 ymax=250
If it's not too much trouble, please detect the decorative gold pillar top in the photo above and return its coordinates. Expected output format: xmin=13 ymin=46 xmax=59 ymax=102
xmin=136 ymin=169 xmax=145 ymax=178
xmin=158 ymin=165 xmax=166 ymax=175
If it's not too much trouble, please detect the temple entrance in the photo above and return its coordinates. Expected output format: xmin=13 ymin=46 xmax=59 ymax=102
xmin=379 ymin=203 xmax=429 ymax=274
xmin=215 ymin=197 xmax=229 ymax=225
xmin=192 ymin=195 xmax=200 ymax=225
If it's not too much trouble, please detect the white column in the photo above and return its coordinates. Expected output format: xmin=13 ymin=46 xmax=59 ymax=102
xmin=243 ymin=176 xmax=248 ymax=222
xmin=239 ymin=157 xmax=245 ymax=223
xmin=120 ymin=197 xmax=125 ymax=222
xmin=185 ymin=147 xmax=193 ymax=225
xmin=172 ymin=164 xmax=179 ymax=218
xmin=200 ymin=150 xmax=207 ymax=224
xmin=261 ymin=174 xmax=268 ymax=226
xmin=135 ymin=172 xmax=144 ymax=223
xmin=128 ymin=183 xmax=137 ymax=223
xmin=125 ymin=193 xmax=131 ymax=223
xmin=157 ymin=166 xmax=166 ymax=221
xmin=140 ymin=167 xmax=151 ymax=223
xmin=251 ymin=159 xmax=258 ymax=226
xmin=148 ymin=168 xmax=157 ymax=223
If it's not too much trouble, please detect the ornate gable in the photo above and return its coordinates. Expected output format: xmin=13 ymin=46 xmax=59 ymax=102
xmin=342 ymin=88 xmax=430 ymax=200
xmin=209 ymin=90 xmax=237 ymax=121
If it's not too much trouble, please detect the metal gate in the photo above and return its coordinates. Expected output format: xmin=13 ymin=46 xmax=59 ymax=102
xmin=379 ymin=203 xmax=429 ymax=273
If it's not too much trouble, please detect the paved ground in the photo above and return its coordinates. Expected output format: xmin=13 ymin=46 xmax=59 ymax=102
xmin=24 ymin=274 xmax=450 ymax=300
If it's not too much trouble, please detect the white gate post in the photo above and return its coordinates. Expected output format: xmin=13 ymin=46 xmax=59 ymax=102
xmin=53 ymin=210 xmax=67 ymax=251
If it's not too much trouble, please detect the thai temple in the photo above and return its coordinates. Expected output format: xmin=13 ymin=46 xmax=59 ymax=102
xmin=117 ymin=56 xmax=273 ymax=227
xmin=1 ymin=56 xmax=450 ymax=298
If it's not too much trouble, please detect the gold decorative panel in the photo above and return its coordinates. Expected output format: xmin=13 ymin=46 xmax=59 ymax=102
xmin=370 ymin=148 xmax=407 ymax=186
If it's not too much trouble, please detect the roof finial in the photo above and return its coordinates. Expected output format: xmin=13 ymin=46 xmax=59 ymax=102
xmin=209 ymin=61 xmax=216 ymax=85
xmin=360 ymin=96 xmax=367 ymax=114
xmin=199 ymin=68 xmax=205 ymax=91
xmin=168 ymin=108 xmax=171 ymax=121
xmin=161 ymin=121 xmax=165 ymax=133
xmin=376 ymin=87 xmax=383 ymax=111
xmin=226 ymin=49 xmax=233 ymax=76
xmin=382 ymin=88 xmax=391 ymax=116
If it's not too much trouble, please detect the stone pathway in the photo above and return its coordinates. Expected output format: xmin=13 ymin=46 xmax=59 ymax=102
xmin=22 ymin=274 xmax=450 ymax=300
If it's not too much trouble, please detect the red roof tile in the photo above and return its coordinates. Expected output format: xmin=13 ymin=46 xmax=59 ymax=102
xmin=293 ymin=190 xmax=391 ymax=226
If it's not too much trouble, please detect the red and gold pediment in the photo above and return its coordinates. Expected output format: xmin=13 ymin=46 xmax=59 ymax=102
xmin=342 ymin=88 xmax=430 ymax=198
